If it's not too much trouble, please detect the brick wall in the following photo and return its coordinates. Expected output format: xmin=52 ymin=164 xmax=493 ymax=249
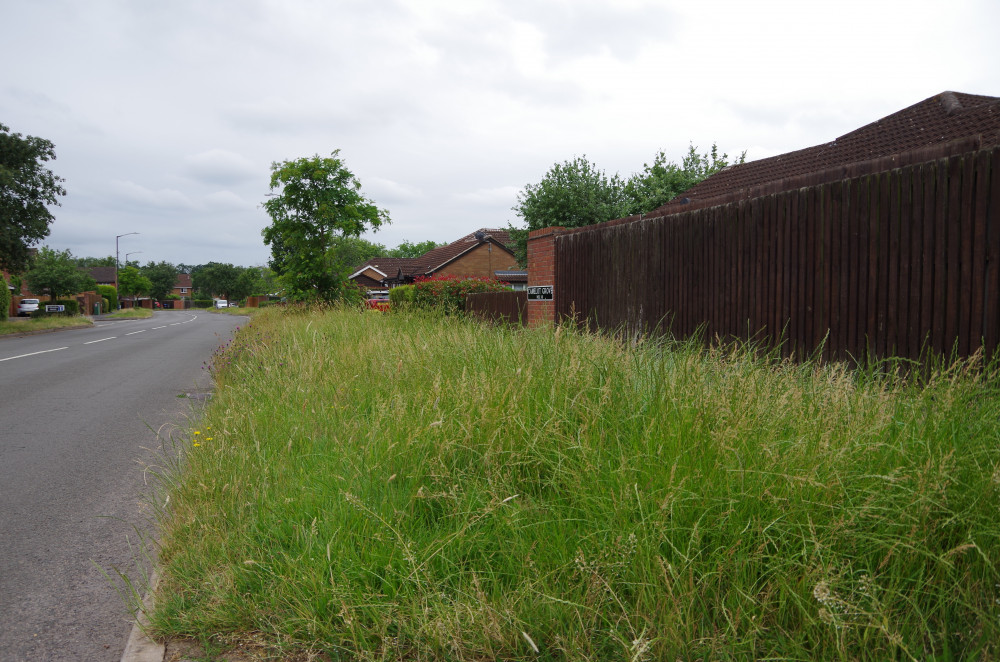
xmin=437 ymin=243 xmax=519 ymax=279
xmin=526 ymin=226 xmax=563 ymax=326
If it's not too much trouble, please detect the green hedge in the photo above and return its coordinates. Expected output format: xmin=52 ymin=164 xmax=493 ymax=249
xmin=410 ymin=276 xmax=511 ymax=315
xmin=97 ymin=285 xmax=119 ymax=311
xmin=30 ymin=299 xmax=79 ymax=317
xmin=0 ymin=280 xmax=10 ymax=318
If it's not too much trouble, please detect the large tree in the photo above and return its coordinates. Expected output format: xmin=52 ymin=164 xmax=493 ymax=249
xmin=192 ymin=261 xmax=240 ymax=300
xmin=508 ymin=144 xmax=743 ymax=264
xmin=262 ymin=151 xmax=389 ymax=302
xmin=117 ymin=265 xmax=151 ymax=300
xmin=0 ymin=123 xmax=66 ymax=273
xmin=25 ymin=246 xmax=95 ymax=300
xmin=508 ymin=156 xmax=633 ymax=265
xmin=140 ymin=260 xmax=179 ymax=300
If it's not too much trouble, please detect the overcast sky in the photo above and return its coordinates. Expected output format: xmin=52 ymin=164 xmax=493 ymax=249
xmin=2 ymin=0 xmax=998 ymax=268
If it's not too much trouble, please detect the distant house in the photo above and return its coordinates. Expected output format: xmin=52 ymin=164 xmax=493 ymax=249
xmin=349 ymin=229 xmax=523 ymax=291
xmin=657 ymin=91 xmax=999 ymax=213
xmin=88 ymin=267 xmax=117 ymax=287
xmin=170 ymin=273 xmax=194 ymax=299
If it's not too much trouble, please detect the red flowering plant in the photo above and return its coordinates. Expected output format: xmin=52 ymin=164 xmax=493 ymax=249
xmin=411 ymin=275 xmax=510 ymax=315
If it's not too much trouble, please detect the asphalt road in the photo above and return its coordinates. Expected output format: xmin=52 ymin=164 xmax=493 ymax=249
xmin=0 ymin=311 xmax=244 ymax=661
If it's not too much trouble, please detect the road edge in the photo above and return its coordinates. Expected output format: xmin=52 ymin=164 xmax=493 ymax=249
xmin=120 ymin=570 xmax=165 ymax=662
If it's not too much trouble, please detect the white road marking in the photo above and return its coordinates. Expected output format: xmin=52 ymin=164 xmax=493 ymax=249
xmin=0 ymin=347 xmax=69 ymax=362
xmin=152 ymin=326 xmax=167 ymax=329
xmin=84 ymin=337 xmax=116 ymax=344
xmin=125 ymin=330 xmax=146 ymax=335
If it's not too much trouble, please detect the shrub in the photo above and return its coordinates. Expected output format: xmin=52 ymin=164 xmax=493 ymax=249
xmin=31 ymin=299 xmax=79 ymax=317
xmin=388 ymin=284 xmax=414 ymax=310
xmin=97 ymin=284 xmax=118 ymax=311
xmin=0 ymin=279 xmax=10 ymax=317
xmin=410 ymin=275 xmax=510 ymax=315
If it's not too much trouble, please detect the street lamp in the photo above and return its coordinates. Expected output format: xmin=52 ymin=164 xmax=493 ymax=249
xmin=115 ymin=232 xmax=139 ymax=298
xmin=125 ymin=251 xmax=143 ymax=265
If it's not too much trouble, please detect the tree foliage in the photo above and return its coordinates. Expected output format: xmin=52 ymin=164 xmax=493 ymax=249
xmin=508 ymin=144 xmax=743 ymax=264
xmin=117 ymin=265 xmax=152 ymax=299
xmin=193 ymin=262 xmax=240 ymax=300
xmin=25 ymin=246 xmax=95 ymax=300
xmin=140 ymin=260 xmax=179 ymax=300
xmin=386 ymin=239 xmax=445 ymax=258
xmin=262 ymin=151 xmax=389 ymax=302
xmin=0 ymin=123 xmax=67 ymax=274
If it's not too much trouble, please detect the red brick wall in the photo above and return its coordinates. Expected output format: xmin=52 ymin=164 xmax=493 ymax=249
xmin=526 ymin=226 xmax=563 ymax=327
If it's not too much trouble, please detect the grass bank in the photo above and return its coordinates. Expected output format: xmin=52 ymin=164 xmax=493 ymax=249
xmin=149 ymin=306 xmax=1000 ymax=660
xmin=0 ymin=315 xmax=93 ymax=335
xmin=105 ymin=307 xmax=154 ymax=319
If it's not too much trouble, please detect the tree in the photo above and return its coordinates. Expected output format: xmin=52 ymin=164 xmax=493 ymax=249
xmin=117 ymin=265 xmax=151 ymax=300
xmin=231 ymin=266 xmax=268 ymax=302
xmin=386 ymin=239 xmax=445 ymax=258
xmin=508 ymin=156 xmax=633 ymax=264
xmin=25 ymin=246 xmax=94 ymax=300
xmin=328 ymin=236 xmax=386 ymax=275
xmin=74 ymin=255 xmax=116 ymax=267
xmin=140 ymin=260 xmax=179 ymax=300
xmin=193 ymin=262 xmax=240 ymax=300
xmin=0 ymin=123 xmax=67 ymax=274
xmin=626 ymin=143 xmax=744 ymax=214
xmin=262 ymin=151 xmax=389 ymax=302
xmin=508 ymin=144 xmax=744 ymax=264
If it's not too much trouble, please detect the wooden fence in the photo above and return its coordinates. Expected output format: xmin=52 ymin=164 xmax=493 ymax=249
xmin=466 ymin=290 xmax=527 ymax=325
xmin=553 ymin=145 xmax=1000 ymax=362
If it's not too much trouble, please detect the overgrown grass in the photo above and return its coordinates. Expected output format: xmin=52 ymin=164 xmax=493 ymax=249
xmin=0 ymin=315 xmax=93 ymax=335
xmin=105 ymin=307 xmax=154 ymax=319
xmin=149 ymin=306 xmax=1000 ymax=660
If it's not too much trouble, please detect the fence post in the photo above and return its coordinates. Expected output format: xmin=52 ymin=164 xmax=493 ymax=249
xmin=527 ymin=226 xmax=563 ymax=327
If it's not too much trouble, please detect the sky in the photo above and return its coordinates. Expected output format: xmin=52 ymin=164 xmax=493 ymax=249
xmin=2 ymin=0 xmax=998 ymax=269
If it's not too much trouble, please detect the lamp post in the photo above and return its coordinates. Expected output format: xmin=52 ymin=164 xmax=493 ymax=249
xmin=124 ymin=251 xmax=143 ymax=265
xmin=115 ymin=232 xmax=139 ymax=301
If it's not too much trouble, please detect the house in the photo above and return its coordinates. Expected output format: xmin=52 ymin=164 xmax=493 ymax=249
xmin=349 ymin=229 xmax=523 ymax=291
xmin=88 ymin=267 xmax=117 ymax=287
xmin=170 ymin=273 xmax=194 ymax=299
xmin=657 ymin=91 xmax=999 ymax=213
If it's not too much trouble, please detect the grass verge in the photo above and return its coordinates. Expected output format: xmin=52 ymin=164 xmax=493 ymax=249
xmin=149 ymin=306 xmax=1000 ymax=660
xmin=105 ymin=307 xmax=154 ymax=319
xmin=0 ymin=315 xmax=93 ymax=335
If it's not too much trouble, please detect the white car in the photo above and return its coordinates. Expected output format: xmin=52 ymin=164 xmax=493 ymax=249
xmin=214 ymin=299 xmax=228 ymax=308
xmin=17 ymin=298 xmax=40 ymax=316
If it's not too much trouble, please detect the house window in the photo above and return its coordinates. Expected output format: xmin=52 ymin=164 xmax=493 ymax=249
xmin=181 ymin=288 xmax=188 ymax=293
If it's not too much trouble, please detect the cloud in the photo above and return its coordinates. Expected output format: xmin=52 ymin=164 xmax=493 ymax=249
xmin=365 ymin=177 xmax=424 ymax=205
xmin=108 ymin=180 xmax=197 ymax=211
xmin=185 ymin=149 xmax=259 ymax=186
xmin=204 ymin=189 xmax=255 ymax=210
xmin=452 ymin=186 xmax=520 ymax=206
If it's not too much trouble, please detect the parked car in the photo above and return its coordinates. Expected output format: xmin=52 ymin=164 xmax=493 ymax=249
xmin=17 ymin=298 xmax=40 ymax=316
xmin=228 ymin=302 xmax=238 ymax=308
xmin=214 ymin=299 xmax=228 ymax=308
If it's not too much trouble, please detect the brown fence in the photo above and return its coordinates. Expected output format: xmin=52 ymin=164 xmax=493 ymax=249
xmin=466 ymin=291 xmax=528 ymax=325
xmin=553 ymin=145 xmax=1000 ymax=362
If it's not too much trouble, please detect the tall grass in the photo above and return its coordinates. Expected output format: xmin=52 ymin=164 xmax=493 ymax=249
xmin=149 ymin=306 xmax=1000 ymax=660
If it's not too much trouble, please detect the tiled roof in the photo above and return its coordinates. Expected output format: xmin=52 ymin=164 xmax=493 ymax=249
xmin=411 ymin=228 xmax=514 ymax=274
xmin=89 ymin=267 xmax=117 ymax=284
xmin=174 ymin=273 xmax=193 ymax=288
xmin=350 ymin=229 xmax=516 ymax=281
xmin=665 ymin=91 xmax=1000 ymax=208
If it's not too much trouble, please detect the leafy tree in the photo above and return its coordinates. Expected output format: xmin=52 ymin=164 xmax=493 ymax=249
xmin=25 ymin=246 xmax=95 ymax=300
xmin=262 ymin=151 xmax=389 ymax=302
xmin=329 ymin=236 xmax=387 ymax=275
xmin=507 ymin=144 xmax=744 ymax=264
xmin=508 ymin=156 xmax=633 ymax=265
xmin=117 ymin=265 xmax=151 ymax=300
xmin=74 ymin=255 xmax=117 ymax=267
xmin=193 ymin=262 xmax=240 ymax=300
xmin=0 ymin=123 xmax=67 ymax=274
xmin=626 ymin=143 xmax=744 ymax=214
xmin=0 ymin=276 xmax=10 ymax=316
xmin=386 ymin=239 xmax=445 ymax=258
xmin=230 ymin=266 xmax=269 ymax=302
xmin=140 ymin=260 xmax=179 ymax=300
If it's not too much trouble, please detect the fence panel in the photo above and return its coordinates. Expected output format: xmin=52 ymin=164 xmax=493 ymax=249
xmin=466 ymin=291 xmax=527 ymax=325
xmin=550 ymin=145 xmax=1000 ymax=362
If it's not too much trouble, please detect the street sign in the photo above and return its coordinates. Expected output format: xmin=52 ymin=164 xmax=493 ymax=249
xmin=45 ymin=305 xmax=66 ymax=312
xmin=527 ymin=285 xmax=553 ymax=301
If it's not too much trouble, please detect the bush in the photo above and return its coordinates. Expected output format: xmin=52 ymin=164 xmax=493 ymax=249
xmin=97 ymin=284 xmax=118 ymax=311
xmin=0 ymin=279 xmax=10 ymax=317
xmin=388 ymin=284 xmax=414 ymax=310
xmin=410 ymin=275 xmax=511 ymax=315
xmin=192 ymin=299 xmax=213 ymax=309
xmin=31 ymin=299 xmax=79 ymax=317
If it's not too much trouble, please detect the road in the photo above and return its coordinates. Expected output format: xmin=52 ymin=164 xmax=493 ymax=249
xmin=0 ymin=311 xmax=244 ymax=661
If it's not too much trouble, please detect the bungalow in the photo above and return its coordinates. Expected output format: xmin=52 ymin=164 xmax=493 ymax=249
xmin=350 ymin=229 xmax=524 ymax=292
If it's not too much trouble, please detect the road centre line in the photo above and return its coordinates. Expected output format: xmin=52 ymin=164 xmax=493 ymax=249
xmin=0 ymin=347 xmax=69 ymax=362
xmin=152 ymin=325 xmax=167 ymax=329
xmin=125 ymin=330 xmax=146 ymax=335
xmin=84 ymin=337 xmax=116 ymax=344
